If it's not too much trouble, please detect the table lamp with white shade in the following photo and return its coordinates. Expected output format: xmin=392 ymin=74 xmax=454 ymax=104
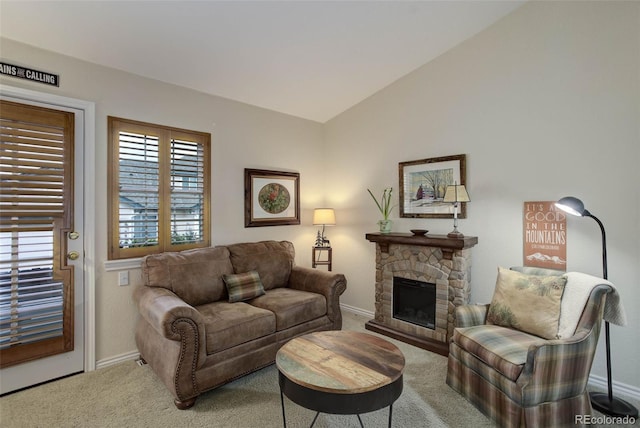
xmin=444 ymin=183 xmax=470 ymax=238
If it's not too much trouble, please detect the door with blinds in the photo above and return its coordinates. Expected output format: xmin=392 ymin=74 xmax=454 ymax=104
xmin=0 ymin=99 xmax=84 ymax=393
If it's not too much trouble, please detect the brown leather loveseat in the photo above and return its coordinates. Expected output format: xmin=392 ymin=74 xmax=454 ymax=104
xmin=133 ymin=240 xmax=347 ymax=409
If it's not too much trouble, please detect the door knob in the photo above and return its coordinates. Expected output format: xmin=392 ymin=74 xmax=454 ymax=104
xmin=67 ymin=251 xmax=80 ymax=261
xmin=68 ymin=231 xmax=80 ymax=240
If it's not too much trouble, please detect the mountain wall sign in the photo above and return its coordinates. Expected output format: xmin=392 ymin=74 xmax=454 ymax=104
xmin=523 ymin=201 xmax=567 ymax=270
xmin=1 ymin=62 xmax=59 ymax=87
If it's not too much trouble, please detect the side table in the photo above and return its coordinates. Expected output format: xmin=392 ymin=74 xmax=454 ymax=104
xmin=312 ymin=246 xmax=332 ymax=271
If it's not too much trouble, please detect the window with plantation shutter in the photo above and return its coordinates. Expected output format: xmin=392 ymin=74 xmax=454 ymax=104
xmin=170 ymin=138 xmax=206 ymax=245
xmin=108 ymin=117 xmax=210 ymax=260
xmin=0 ymin=100 xmax=74 ymax=367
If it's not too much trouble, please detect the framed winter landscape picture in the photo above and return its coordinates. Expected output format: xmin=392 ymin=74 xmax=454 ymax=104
xmin=399 ymin=154 xmax=466 ymax=219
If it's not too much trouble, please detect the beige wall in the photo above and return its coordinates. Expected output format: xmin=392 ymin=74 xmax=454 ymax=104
xmin=1 ymin=0 xmax=638 ymax=393
xmin=0 ymin=38 xmax=326 ymax=363
xmin=324 ymin=1 xmax=640 ymax=391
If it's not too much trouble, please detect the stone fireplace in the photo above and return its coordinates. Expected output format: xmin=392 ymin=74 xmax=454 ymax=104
xmin=365 ymin=232 xmax=478 ymax=355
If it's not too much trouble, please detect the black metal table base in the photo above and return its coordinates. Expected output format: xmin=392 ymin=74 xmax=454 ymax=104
xmin=280 ymin=389 xmax=394 ymax=428
xmin=279 ymin=371 xmax=401 ymax=428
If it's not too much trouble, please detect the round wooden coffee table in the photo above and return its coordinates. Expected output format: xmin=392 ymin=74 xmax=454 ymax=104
xmin=276 ymin=330 xmax=405 ymax=427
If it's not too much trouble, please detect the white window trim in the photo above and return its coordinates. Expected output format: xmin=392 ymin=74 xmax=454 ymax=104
xmin=104 ymin=258 xmax=143 ymax=272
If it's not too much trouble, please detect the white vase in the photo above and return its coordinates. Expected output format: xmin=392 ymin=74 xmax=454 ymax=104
xmin=378 ymin=219 xmax=392 ymax=234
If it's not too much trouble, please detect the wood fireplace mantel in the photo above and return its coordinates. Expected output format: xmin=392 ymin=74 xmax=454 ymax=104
xmin=365 ymin=232 xmax=478 ymax=259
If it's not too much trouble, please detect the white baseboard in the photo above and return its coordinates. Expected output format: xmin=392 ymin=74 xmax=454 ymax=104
xmin=340 ymin=303 xmax=374 ymax=318
xmin=95 ymin=351 xmax=140 ymax=370
xmin=340 ymin=304 xmax=640 ymax=404
xmin=589 ymin=374 xmax=640 ymax=403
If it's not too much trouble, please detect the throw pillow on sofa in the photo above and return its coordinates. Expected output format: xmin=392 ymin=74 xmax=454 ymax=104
xmin=227 ymin=241 xmax=294 ymax=290
xmin=486 ymin=266 xmax=567 ymax=339
xmin=223 ymin=271 xmax=266 ymax=303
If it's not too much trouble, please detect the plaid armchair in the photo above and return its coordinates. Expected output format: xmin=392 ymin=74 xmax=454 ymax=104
xmin=446 ymin=267 xmax=613 ymax=427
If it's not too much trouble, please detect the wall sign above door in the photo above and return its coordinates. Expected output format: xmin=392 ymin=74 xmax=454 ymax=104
xmin=0 ymin=62 xmax=59 ymax=87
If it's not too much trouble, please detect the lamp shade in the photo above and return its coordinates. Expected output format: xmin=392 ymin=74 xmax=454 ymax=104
xmin=555 ymin=196 xmax=587 ymax=217
xmin=313 ymin=208 xmax=336 ymax=226
xmin=443 ymin=184 xmax=470 ymax=203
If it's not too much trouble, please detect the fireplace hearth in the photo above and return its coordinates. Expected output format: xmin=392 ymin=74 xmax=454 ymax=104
xmin=365 ymin=232 xmax=478 ymax=356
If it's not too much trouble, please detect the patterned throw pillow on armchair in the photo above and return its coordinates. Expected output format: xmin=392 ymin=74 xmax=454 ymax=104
xmin=486 ymin=266 xmax=567 ymax=339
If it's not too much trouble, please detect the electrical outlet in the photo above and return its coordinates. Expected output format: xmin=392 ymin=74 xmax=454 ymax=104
xmin=118 ymin=271 xmax=129 ymax=286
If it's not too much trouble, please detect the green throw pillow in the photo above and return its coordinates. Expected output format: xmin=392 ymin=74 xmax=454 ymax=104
xmin=486 ymin=266 xmax=567 ymax=339
xmin=222 ymin=271 xmax=266 ymax=303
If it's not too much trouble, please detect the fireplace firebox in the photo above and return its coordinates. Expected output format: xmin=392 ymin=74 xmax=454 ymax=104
xmin=393 ymin=277 xmax=436 ymax=329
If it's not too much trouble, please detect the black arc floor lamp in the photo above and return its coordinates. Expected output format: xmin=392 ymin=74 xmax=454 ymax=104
xmin=555 ymin=196 xmax=638 ymax=418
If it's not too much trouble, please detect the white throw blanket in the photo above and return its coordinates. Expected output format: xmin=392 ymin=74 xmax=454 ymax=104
xmin=557 ymin=272 xmax=627 ymax=339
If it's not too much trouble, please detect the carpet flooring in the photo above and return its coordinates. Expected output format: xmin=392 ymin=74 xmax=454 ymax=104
xmin=1 ymin=312 xmax=638 ymax=427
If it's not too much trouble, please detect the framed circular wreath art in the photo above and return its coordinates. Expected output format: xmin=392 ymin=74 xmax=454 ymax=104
xmin=257 ymin=183 xmax=290 ymax=214
xmin=245 ymin=168 xmax=300 ymax=227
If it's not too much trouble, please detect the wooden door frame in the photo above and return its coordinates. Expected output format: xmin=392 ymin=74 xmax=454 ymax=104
xmin=0 ymin=84 xmax=96 ymax=372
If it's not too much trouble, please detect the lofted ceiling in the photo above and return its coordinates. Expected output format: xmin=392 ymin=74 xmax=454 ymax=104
xmin=0 ymin=1 xmax=525 ymax=123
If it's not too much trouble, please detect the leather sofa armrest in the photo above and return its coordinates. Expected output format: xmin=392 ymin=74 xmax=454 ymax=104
xmin=288 ymin=266 xmax=347 ymax=329
xmin=454 ymin=304 xmax=489 ymax=328
xmin=133 ymin=285 xmax=207 ymax=402
xmin=133 ymin=286 xmax=206 ymax=354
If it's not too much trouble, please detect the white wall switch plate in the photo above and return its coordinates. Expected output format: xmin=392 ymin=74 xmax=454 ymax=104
xmin=118 ymin=270 xmax=129 ymax=286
